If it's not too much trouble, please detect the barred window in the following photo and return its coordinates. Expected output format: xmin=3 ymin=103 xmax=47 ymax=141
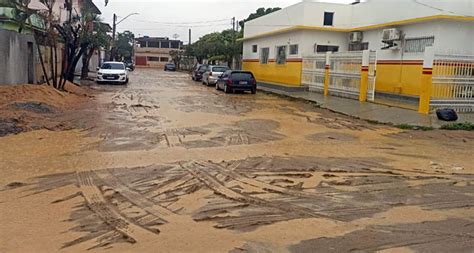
xmin=276 ymin=45 xmax=287 ymax=65
xmin=404 ymin=36 xmax=434 ymax=53
xmin=260 ymin=47 xmax=269 ymax=64
xmin=160 ymin=57 xmax=169 ymax=62
xmin=252 ymin=45 xmax=258 ymax=53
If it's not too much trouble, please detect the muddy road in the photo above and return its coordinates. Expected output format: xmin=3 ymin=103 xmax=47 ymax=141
xmin=1 ymin=69 xmax=474 ymax=253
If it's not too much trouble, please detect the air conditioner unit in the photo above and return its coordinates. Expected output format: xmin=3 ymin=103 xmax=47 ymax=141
xmin=349 ymin=31 xmax=363 ymax=43
xmin=382 ymin=28 xmax=401 ymax=41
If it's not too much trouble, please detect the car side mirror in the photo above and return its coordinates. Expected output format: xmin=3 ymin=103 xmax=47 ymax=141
xmin=219 ymin=74 xmax=224 ymax=78
xmin=126 ymin=67 xmax=131 ymax=71
xmin=96 ymin=67 xmax=100 ymax=71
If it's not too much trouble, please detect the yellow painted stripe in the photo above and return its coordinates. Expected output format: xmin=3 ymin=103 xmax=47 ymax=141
xmin=239 ymin=15 xmax=474 ymax=41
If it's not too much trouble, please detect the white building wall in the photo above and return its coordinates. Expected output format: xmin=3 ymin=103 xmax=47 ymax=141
xmin=301 ymin=30 xmax=348 ymax=56
xmin=243 ymin=31 xmax=305 ymax=60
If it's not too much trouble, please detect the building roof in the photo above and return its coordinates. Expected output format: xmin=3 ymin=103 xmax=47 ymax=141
xmin=242 ymin=0 xmax=474 ymax=41
xmin=84 ymin=0 xmax=101 ymax=15
xmin=136 ymin=36 xmax=183 ymax=43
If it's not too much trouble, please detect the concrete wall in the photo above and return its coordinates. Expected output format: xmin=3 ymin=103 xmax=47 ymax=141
xmin=0 ymin=29 xmax=36 ymax=85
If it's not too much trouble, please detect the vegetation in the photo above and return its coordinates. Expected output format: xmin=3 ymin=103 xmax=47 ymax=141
xmin=115 ymin=31 xmax=135 ymax=62
xmin=81 ymin=15 xmax=110 ymax=79
xmin=4 ymin=0 xmax=110 ymax=89
xmin=440 ymin=122 xmax=474 ymax=131
xmin=186 ymin=7 xmax=280 ymax=66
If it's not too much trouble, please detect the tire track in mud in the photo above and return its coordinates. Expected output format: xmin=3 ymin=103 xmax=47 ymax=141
xmin=94 ymin=169 xmax=179 ymax=221
xmin=76 ymin=171 xmax=157 ymax=243
xmin=201 ymin=161 xmax=327 ymax=199
xmin=180 ymin=162 xmax=333 ymax=220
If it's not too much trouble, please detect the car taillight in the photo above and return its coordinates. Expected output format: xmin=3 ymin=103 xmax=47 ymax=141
xmin=227 ymin=79 xmax=232 ymax=85
xmin=252 ymin=79 xmax=257 ymax=85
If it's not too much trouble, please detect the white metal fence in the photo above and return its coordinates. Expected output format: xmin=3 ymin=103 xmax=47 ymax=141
xmin=431 ymin=54 xmax=474 ymax=113
xmin=302 ymin=54 xmax=326 ymax=92
xmin=302 ymin=51 xmax=376 ymax=100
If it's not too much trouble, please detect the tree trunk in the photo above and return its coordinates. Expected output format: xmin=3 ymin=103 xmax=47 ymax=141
xmin=81 ymin=47 xmax=96 ymax=80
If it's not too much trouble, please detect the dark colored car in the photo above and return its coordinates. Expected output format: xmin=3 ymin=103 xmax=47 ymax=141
xmin=216 ymin=70 xmax=257 ymax=94
xmin=124 ymin=61 xmax=134 ymax=71
xmin=164 ymin=63 xmax=176 ymax=71
xmin=192 ymin=64 xmax=208 ymax=81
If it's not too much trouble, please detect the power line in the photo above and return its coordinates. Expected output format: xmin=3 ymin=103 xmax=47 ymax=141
xmin=116 ymin=17 xmax=229 ymax=25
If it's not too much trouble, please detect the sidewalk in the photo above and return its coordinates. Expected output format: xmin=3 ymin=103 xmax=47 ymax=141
xmin=258 ymin=86 xmax=474 ymax=129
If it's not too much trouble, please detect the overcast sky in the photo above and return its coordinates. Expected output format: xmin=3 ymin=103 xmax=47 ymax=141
xmin=92 ymin=0 xmax=354 ymax=44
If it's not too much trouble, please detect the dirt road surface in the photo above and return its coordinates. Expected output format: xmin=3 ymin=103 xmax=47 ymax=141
xmin=1 ymin=69 xmax=474 ymax=253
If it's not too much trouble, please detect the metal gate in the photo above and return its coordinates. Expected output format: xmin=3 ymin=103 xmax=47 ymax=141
xmin=302 ymin=51 xmax=376 ymax=101
xmin=431 ymin=54 xmax=474 ymax=113
xmin=302 ymin=54 xmax=326 ymax=92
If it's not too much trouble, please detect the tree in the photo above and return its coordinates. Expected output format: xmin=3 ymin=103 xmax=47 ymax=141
xmin=81 ymin=16 xmax=110 ymax=79
xmin=170 ymin=49 xmax=184 ymax=69
xmin=115 ymin=31 xmax=134 ymax=61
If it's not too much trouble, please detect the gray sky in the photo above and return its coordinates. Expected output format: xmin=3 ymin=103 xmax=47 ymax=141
xmin=92 ymin=0 xmax=354 ymax=44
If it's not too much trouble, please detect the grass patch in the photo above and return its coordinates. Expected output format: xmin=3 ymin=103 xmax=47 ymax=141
xmin=440 ymin=122 xmax=474 ymax=131
xmin=395 ymin=124 xmax=434 ymax=131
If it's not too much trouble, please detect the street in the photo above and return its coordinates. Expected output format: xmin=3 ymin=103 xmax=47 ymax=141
xmin=1 ymin=69 xmax=474 ymax=253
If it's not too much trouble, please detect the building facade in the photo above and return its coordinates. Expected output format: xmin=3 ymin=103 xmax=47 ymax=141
xmin=242 ymin=0 xmax=474 ymax=99
xmin=135 ymin=37 xmax=183 ymax=68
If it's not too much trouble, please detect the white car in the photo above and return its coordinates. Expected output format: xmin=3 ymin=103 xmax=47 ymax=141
xmin=96 ymin=62 xmax=130 ymax=84
xmin=202 ymin=65 xmax=230 ymax=86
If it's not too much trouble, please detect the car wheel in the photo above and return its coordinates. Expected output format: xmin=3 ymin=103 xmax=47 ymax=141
xmin=251 ymin=88 xmax=256 ymax=94
xmin=192 ymin=76 xmax=195 ymax=81
xmin=215 ymin=82 xmax=220 ymax=90
xmin=125 ymin=78 xmax=129 ymax=85
xmin=224 ymin=84 xmax=231 ymax=94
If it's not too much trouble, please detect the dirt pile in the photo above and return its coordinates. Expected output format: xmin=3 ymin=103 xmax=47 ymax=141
xmin=0 ymin=82 xmax=91 ymax=137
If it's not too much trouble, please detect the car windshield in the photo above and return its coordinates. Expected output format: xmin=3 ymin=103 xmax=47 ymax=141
xmin=101 ymin=63 xmax=124 ymax=70
xmin=166 ymin=64 xmax=175 ymax=67
xmin=231 ymin=72 xmax=254 ymax=80
xmin=198 ymin=66 xmax=207 ymax=72
xmin=212 ymin=67 xmax=229 ymax=72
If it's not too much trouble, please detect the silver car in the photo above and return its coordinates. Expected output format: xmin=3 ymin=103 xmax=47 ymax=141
xmin=202 ymin=65 xmax=230 ymax=86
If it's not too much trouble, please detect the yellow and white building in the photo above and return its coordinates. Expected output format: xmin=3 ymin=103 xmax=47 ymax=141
xmin=242 ymin=0 xmax=474 ymax=101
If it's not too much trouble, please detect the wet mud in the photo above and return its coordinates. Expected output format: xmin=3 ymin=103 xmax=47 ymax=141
xmin=1 ymin=69 xmax=474 ymax=253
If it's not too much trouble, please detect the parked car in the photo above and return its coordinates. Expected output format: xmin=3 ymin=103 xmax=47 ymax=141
xmin=216 ymin=70 xmax=257 ymax=94
xmin=164 ymin=63 xmax=176 ymax=71
xmin=192 ymin=64 xmax=208 ymax=81
xmin=202 ymin=65 xmax=230 ymax=86
xmin=124 ymin=60 xmax=134 ymax=71
xmin=96 ymin=62 xmax=129 ymax=84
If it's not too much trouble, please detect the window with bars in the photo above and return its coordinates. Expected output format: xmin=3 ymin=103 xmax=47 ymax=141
xmin=260 ymin=47 xmax=270 ymax=64
xmin=404 ymin=36 xmax=435 ymax=53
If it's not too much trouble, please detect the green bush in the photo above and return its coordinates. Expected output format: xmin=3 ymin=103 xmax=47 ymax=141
xmin=440 ymin=122 xmax=474 ymax=131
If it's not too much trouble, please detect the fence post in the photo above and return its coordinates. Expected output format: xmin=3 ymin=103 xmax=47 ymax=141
xmin=419 ymin=47 xmax=434 ymax=114
xmin=359 ymin=50 xmax=370 ymax=102
xmin=324 ymin=52 xmax=331 ymax=96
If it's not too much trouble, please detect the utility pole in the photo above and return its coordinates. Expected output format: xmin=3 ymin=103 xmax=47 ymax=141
xmin=109 ymin=13 xmax=139 ymax=61
xmin=110 ymin=14 xmax=117 ymax=61
xmin=188 ymin=29 xmax=192 ymax=45
xmin=231 ymin=17 xmax=236 ymax=32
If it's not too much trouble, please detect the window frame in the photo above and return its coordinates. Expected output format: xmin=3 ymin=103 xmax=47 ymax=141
xmin=275 ymin=45 xmax=287 ymax=65
xmin=323 ymin=12 xmax=334 ymax=26
xmin=260 ymin=47 xmax=270 ymax=64
xmin=315 ymin=44 xmax=339 ymax=53
xmin=289 ymin=44 xmax=299 ymax=55
xmin=252 ymin=45 xmax=258 ymax=53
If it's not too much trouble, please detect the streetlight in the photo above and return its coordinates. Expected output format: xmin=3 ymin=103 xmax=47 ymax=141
xmin=110 ymin=12 xmax=139 ymax=61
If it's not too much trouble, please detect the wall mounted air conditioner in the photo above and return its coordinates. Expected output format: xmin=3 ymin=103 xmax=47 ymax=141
xmin=382 ymin=28 xmax=401 ymax=42
xmin=349 ymin=31 xmax=363 ymax=43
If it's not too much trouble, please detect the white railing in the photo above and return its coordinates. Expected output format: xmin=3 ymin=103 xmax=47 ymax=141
xmin=302 ymin=54 xmax=326 ymax=92
xmin=431 ymin=54 xmax=474 ymax=113
xmin=367 ymin=52 xmax=377 ymax=101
